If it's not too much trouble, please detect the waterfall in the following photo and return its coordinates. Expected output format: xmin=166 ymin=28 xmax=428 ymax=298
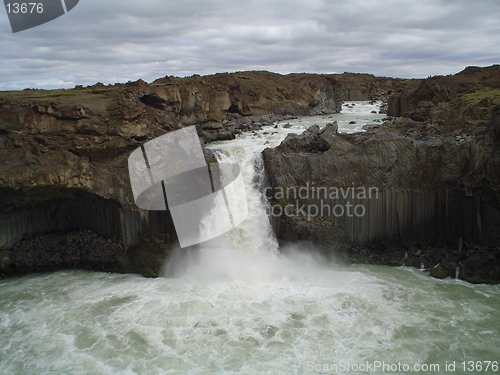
xmin=455 ymin=263 xmax=461 ymax=279
xmin=204 ymin=148 xmax=279 ymax=255
xmin=163 ymin=100 xmax=385 ymax=278
xmin=163 ymin=144 xmax=280 ymax=279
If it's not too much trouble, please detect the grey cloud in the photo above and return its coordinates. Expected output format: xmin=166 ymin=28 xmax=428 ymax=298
xmin=0 ymin=0 xmax=499 ymax=90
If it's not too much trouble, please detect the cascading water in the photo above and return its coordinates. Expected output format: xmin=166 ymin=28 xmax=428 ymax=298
xmin=1 ymin=102 xmax=499 ymax=375
xmin=164 ymin=146 xmax=281 ymax=281
xmin=174 ymin=100 xmax=385 ymax=274
xmin=203 ymin=150 xmax=279 ymax=256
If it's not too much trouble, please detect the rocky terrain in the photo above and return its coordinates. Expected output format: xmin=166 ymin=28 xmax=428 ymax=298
xmin=264 ymin=65 xmax=500 ymax=283
xmin=0 ymin=66 xmax=498 ymax=282
xmin=0 ymin=70 xmax=406 ymax=277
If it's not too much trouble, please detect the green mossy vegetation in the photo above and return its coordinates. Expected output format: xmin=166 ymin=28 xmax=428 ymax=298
xmin=0 ymin=87 xmax=117 ymax=100
xmin=150 ymin=82 xmax=176 ymax=87
xmin=457 ymin=89 xmax=500 ymax=106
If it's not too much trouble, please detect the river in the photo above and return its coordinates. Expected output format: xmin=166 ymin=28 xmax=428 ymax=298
xmin=1 ymin=102 xmax=499 ymax=375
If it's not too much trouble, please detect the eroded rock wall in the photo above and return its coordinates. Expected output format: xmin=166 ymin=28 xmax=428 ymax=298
xmin=263 ymin=100 xmax=500 ymax=283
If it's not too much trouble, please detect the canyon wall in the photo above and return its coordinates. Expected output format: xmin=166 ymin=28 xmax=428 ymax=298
xmin=0 ymin=71 xmax=406 ymax=277
xmin=263 ymin=66 xmax=500 ymax=283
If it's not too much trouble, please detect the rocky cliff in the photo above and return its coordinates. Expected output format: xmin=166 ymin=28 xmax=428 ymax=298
xmin=263 ymin=66 xmax=500 ymax=283
xmin=335 ymin=72 xmax=419 ymax=102
xmin=388 ymin=65 xmax=500 ymax=123
xmin=0 ymin=70 xmax=407 ymax=278
xmin=2 ymin=67 xmax=499 ymax=282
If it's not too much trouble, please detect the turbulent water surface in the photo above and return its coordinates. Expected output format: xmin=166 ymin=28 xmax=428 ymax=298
xmin=1 ymin=102 xmax=499 ymax=375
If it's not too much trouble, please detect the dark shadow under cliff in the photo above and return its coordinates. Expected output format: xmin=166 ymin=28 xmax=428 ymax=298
xmin=0 ymin=187 xmax=177 ymax=277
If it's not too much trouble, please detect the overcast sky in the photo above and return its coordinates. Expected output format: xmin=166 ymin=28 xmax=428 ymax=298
xmin=0 ymin=0 xmax=499 ymax=90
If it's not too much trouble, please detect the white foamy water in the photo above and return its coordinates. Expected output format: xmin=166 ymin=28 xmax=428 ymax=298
xmin=209 ymin=101 xmax=386 ymax=153
xmin=1 ymin=102 xmax=499 ymax=375
xmin=1 ymin=268 xmax=499 ymax=375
